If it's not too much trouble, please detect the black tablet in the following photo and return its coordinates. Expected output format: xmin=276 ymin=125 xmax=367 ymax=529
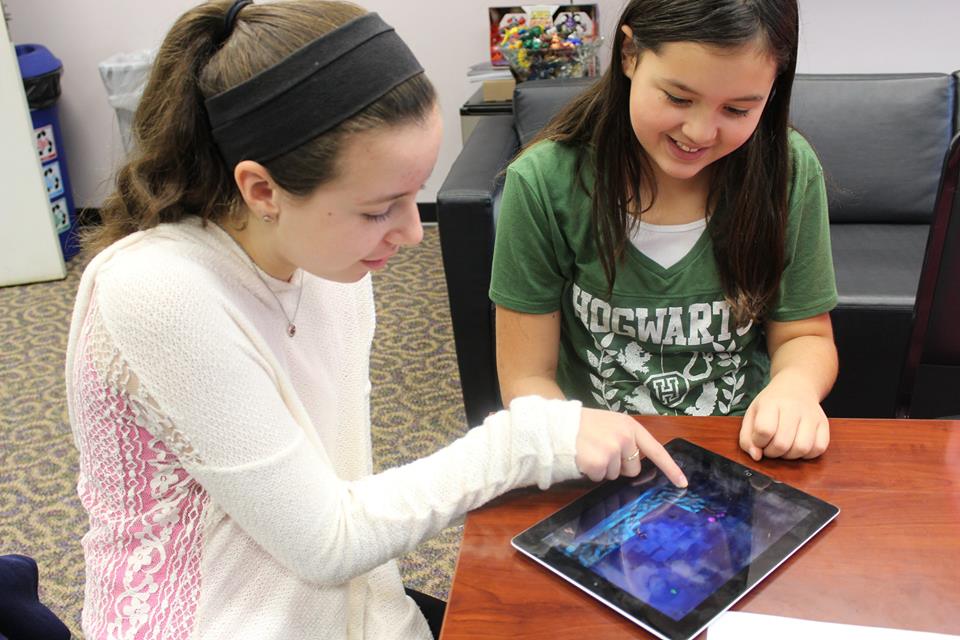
xmin=512 ymin=438 xmax=839 ymax=640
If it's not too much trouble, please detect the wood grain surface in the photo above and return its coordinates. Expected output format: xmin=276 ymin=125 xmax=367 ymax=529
xmin=439 ymin=417 xmax=960 ymax=639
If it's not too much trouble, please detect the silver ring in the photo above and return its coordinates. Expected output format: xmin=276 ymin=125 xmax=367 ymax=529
xmin=624 ymin=447 xmax=641 ymax=462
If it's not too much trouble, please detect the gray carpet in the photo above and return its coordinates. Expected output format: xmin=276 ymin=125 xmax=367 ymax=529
xmin=0 ymin=226 xmax=467 ymax=637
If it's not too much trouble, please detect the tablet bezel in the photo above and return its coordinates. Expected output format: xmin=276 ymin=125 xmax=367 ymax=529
xmin=511 ymin=438 xmax=840 ymax=640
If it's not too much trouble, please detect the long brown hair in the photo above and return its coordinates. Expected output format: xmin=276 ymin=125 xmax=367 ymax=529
xmin=85 ymin=0 xmax=436 ymax=255
xmin=530 ymin=0 xmax=798 ymax=324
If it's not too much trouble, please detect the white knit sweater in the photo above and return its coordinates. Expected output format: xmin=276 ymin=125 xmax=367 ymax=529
xmin=65 ymin=219 xmax=582 ymax=640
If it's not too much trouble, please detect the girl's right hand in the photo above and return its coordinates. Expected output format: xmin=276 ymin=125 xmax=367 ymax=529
xmin=575 ymin=408 xmax=688 ymax=487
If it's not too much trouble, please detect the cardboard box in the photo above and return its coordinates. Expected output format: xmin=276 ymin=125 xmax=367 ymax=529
xmin=482 ymin=77 xmax=516 ymax=102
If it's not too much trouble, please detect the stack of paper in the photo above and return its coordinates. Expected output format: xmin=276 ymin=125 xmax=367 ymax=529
xmin=467 ymin=61 xmax=515 ymax=102
xmin=467 ymin=61 xmax=513 ymax=83
xmin=709 ymin=612 xmax=960 ymax=639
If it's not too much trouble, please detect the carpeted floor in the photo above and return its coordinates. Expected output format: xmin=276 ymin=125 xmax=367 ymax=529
xmin=0 ymin=226 xmax=467 ymax=637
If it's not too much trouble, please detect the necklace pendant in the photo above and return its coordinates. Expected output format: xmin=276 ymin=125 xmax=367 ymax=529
xmin=287 ymin=324 xmax=296 ymax=338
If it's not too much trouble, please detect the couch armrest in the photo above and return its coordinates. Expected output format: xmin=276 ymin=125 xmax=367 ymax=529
xmin=437 ymin=114 xmax=519 ymax=427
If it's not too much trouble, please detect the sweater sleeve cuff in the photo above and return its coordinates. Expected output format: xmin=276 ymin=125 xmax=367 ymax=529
xmin=507 ymin=396 xmax=582 ymax=488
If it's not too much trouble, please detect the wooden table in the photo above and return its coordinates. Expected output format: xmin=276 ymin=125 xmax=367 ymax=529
xmin=440 ymin=416 xmax=960 ymax=639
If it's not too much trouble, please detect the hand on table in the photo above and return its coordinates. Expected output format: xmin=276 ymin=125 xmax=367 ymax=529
xmin=575 ymin=408 xmax=688 ymax=487
xmin=739 ymin=376 xmax=830 ymax=461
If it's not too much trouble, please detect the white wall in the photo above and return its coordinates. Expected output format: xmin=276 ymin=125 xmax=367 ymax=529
xmin=0 ymin=10 xmax=65 ymax=285
xmin=796 ymin=1 xmax=960 ymax=73
xmin=5 ymin=0 xmax=960 ymax=208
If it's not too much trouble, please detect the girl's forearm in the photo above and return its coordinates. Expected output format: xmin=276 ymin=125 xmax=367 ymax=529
xmin=768 ymin=334 xmax=839 ymax=401
xmin=500 ymin=374 xmax=567 ymax=406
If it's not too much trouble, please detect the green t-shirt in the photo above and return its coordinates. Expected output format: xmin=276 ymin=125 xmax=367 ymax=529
xmin=490 ymin=130 xmax=837 ymax=416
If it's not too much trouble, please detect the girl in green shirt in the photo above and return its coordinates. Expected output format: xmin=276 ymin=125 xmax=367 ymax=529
xmin=491 ymin=0 xmax=838 ymax=462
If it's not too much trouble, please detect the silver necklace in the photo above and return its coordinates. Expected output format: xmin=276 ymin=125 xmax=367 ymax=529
xmin=239 ymin=247 xmax=304 ymax=338
xmin=257 ymin=267 xmax=303 ymax=337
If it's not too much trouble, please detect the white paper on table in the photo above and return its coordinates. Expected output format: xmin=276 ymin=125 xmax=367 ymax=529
xmin=709 ymin=612 xmax=960 ymax=640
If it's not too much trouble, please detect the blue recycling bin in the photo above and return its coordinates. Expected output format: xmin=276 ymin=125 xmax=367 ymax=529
xmin=16 ymin=43 xmax=79 ymax=261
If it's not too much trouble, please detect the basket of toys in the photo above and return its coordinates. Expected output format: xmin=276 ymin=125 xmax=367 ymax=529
xmin=494 ymin=8 xmax=601 ymax=82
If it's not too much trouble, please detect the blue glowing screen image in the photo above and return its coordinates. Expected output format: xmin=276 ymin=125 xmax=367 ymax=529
xmin=543 ymin=461 xmax=810 ymax=621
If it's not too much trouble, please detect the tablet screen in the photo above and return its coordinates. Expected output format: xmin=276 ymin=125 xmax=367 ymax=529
xmin=542 ymin=463 xmax=809 ymax=620
xmin=513 ymin=439 xmax=839 ymax=640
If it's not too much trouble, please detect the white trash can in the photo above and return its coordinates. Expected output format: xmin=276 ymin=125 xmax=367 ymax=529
xmin=98 ymin=49 xmax=155 ymax=153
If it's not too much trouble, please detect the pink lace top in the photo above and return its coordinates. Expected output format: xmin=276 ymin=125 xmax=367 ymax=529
xmin=65 ymin=220 xmax=581 ymax=639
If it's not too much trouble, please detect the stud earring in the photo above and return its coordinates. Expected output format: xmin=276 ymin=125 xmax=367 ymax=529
xmin=262 ymin=215 xmax=276 ymax=223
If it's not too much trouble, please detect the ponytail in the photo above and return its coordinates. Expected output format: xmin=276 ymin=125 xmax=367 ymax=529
xmin=86 ymin=1 xmax=239 ymax=254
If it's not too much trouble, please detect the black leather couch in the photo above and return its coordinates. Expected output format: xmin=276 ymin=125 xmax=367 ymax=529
xmin=437 ymin=73 xmax=960 ymax=426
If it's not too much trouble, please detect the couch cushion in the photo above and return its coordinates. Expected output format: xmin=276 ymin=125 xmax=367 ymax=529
xmin=830 ymin=223 xmax=928 ymax=309
xmin=791 ymin=74 xmax=955 ymax=224
xmin=513 ymin=77 xmax=595 ymax=146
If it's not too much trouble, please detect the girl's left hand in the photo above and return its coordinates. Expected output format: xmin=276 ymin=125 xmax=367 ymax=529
xmin=738 ymin=375 xmax=830 ymax=461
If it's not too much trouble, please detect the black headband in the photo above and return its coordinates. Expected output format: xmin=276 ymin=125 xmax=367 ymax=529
xmin=205 ymin=13 xmax=424 ymax=168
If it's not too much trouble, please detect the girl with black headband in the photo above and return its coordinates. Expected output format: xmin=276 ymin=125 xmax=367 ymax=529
xmin=65 ymin=2 xmax=686 ymax=638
